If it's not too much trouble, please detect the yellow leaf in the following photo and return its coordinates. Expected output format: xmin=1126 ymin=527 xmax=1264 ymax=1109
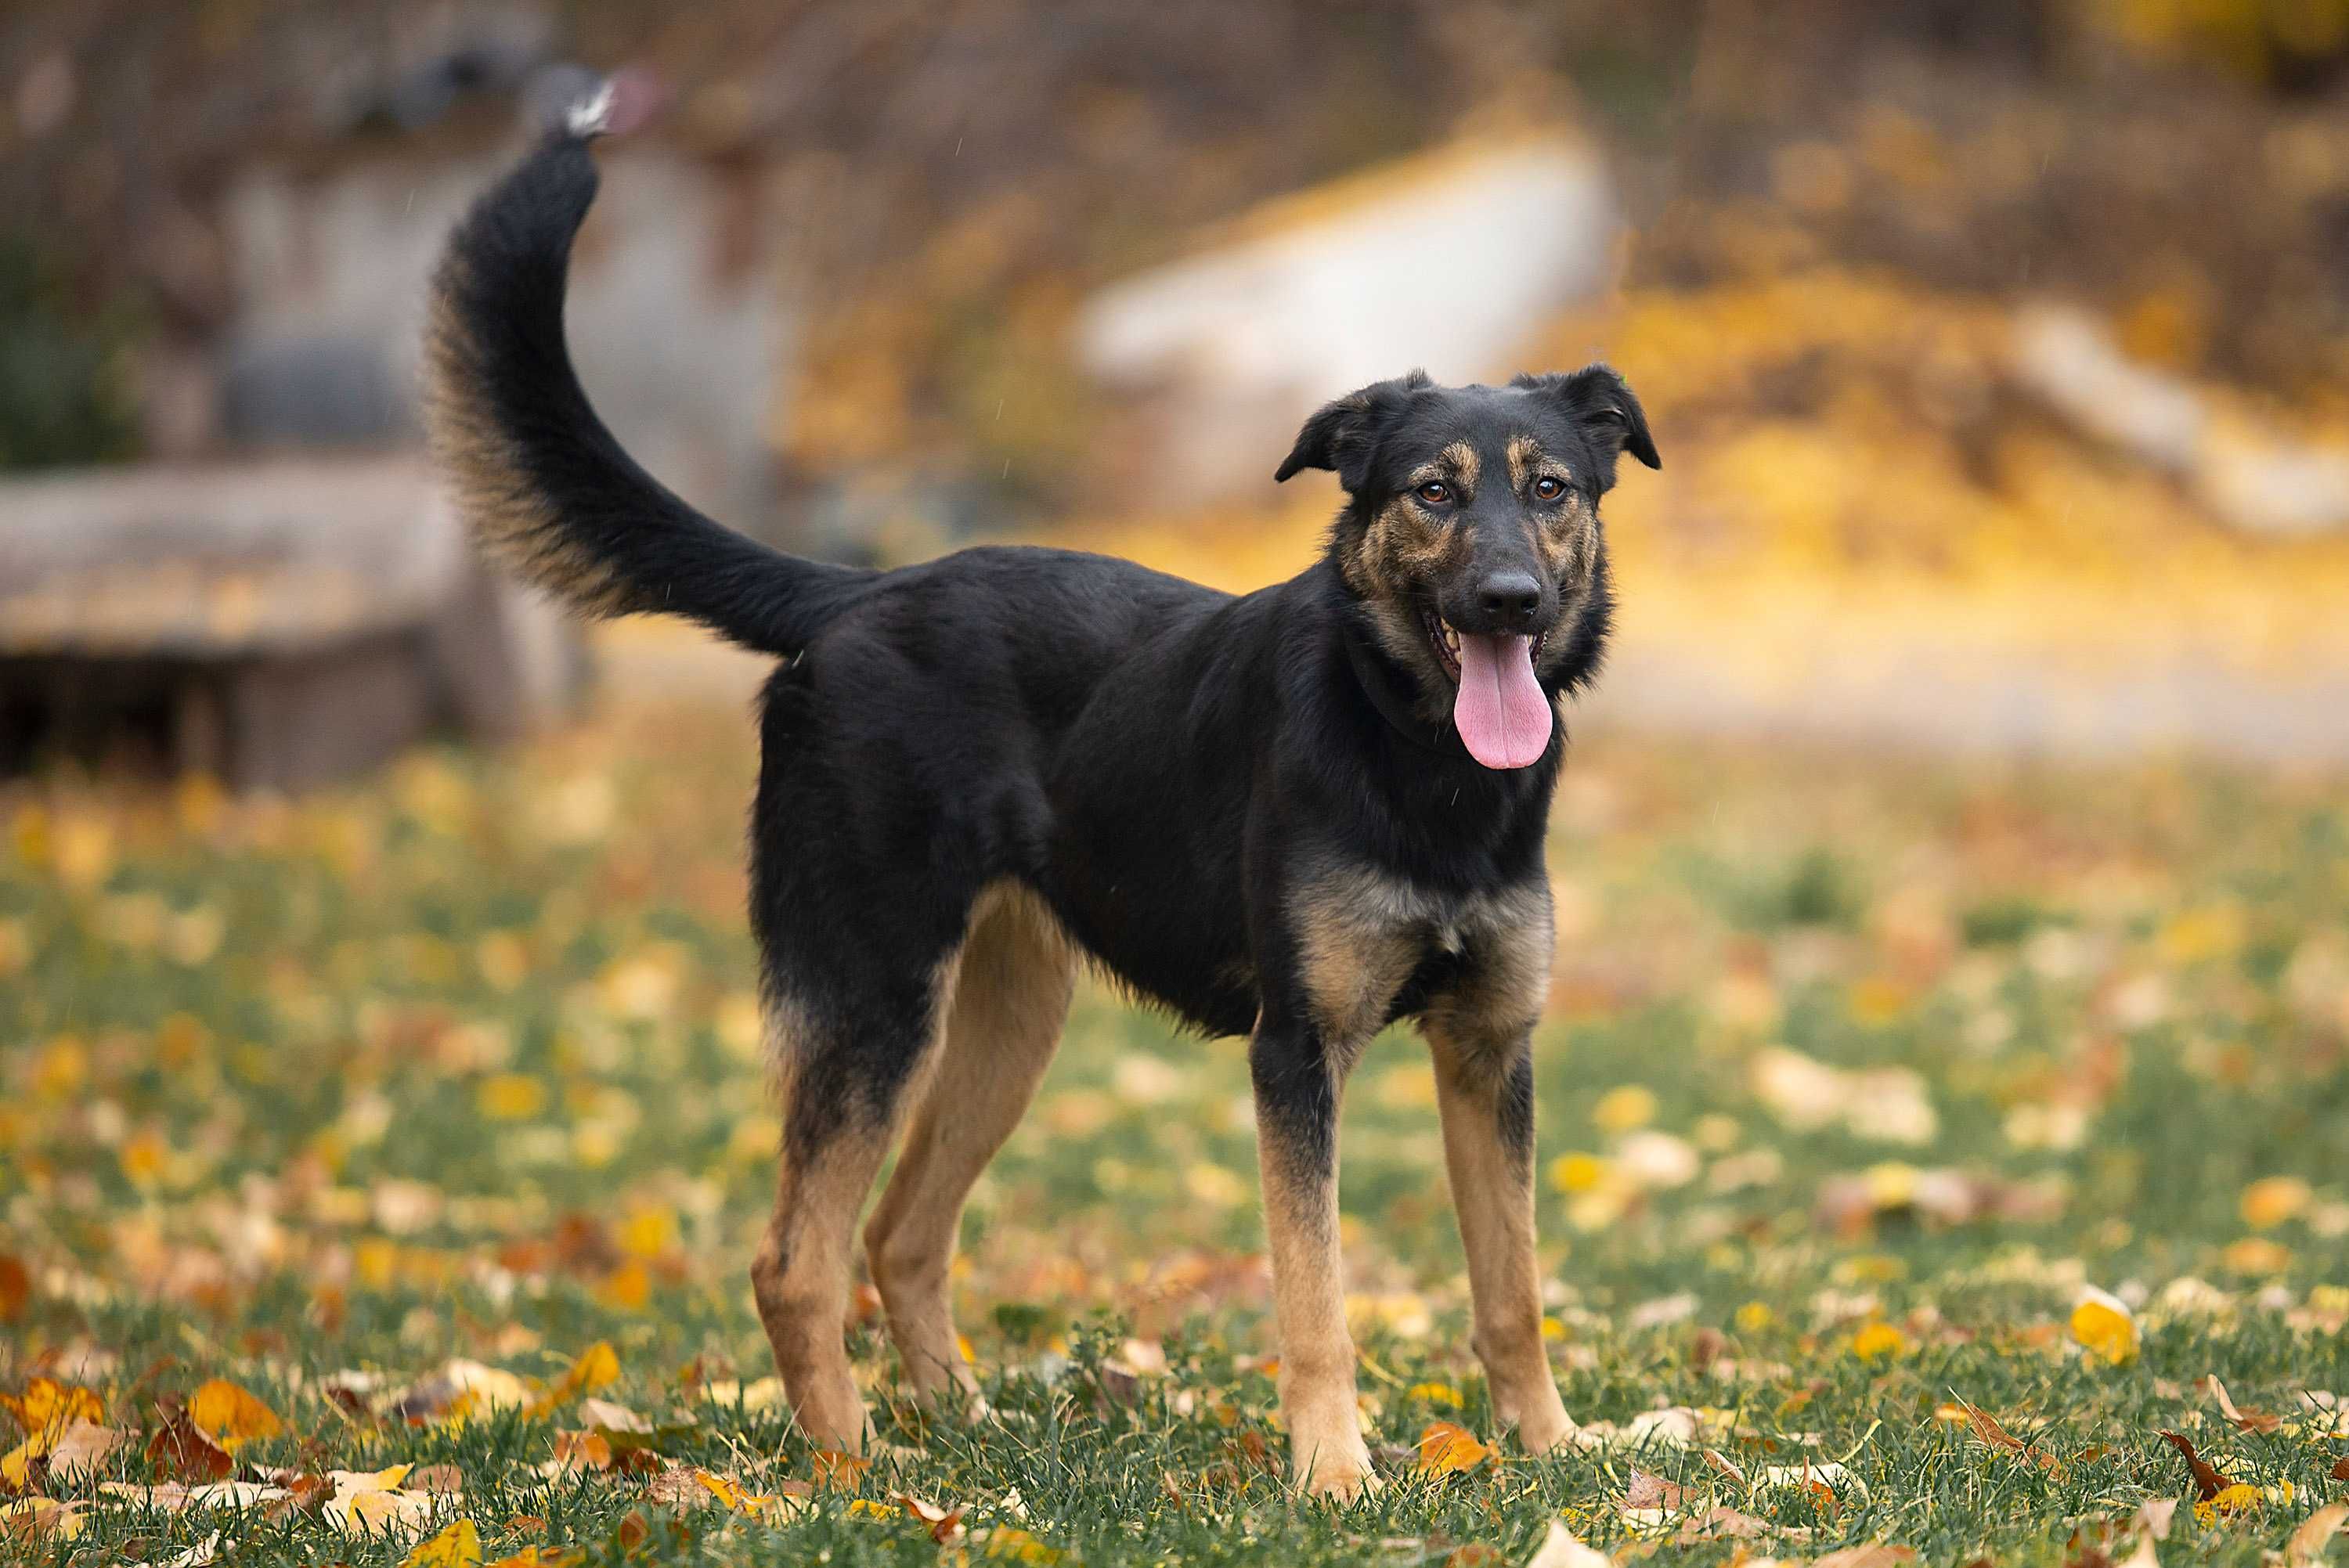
xmin=1592 ymin=1085 xmax=1658 ymax=1133
xmin=401 ymin=1518 xmax=482 ymax=1567
xmin=2196 ymin=1483 xmax=2264 ymax=1525
xmin=1413 ymin=1420 xmax=1490 ymax=1475
xmin=526 ymin=1343 xmax=620 ymax=1418
xmin=2 ymin=1380 xmax=102 ymax=1438
xmin=2241 ymin=1177 xmax=2312 ymax=1231
xmin=982 ymin=1528 xmax=1063 ymax=1563
xmin=1548 ymin=1152 xmax=1611 ymax=1195
xmin=475 ymin=1075 xmax=547 ymax=1121
xmin=2069 ymin=1286 xmax=2138 ymax=1364
xmin=1850 ymin=1321 xmax=1908 ymax=1361
xmin=188 ymin=1379 xmax=282 ymax=1451
xmin=1406 ymin=1382 xmax=1462 ymax=1406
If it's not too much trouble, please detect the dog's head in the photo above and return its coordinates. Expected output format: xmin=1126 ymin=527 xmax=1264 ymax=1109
xmin=1276 ymin=367 xmax=1659 ymax=770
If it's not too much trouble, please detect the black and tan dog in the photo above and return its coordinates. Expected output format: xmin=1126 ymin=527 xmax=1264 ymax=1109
xmin=425 ymin=108 xmax=1657 ymax=1499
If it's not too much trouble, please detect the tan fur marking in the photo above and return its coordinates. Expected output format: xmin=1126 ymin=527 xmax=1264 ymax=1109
xmin=1257 ymin=1087 xmax=1379 ymax=1498
xmin=1421 ymin=878 xmax=1573 ymax=1451
xmin=752 ymin=883 xmax=1065 ymax=1451
xmin=863 ymin=884 xmax=1075 ymax=1403
xmin=1289 ymin=867 xmax=1427 ymax=1052
xmin=1424 ymin=1018 xmax=1575 ymax=1452
xmin=1420 ymin=880 xmax=1553 ymax=1051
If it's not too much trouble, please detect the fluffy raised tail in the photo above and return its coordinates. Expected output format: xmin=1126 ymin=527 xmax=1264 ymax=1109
xmin=423 ymin=104 xmax=872 ymax=655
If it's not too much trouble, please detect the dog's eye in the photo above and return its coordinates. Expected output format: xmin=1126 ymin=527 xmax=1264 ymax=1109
xmin=1416 ymin=481 xmax=1452 ymax=505
xmin=1532 ymin=476 xmax=1565 ymax=501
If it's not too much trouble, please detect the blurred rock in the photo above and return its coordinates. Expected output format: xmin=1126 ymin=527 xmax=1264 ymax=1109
xmin=1077 ymin=136 xmax=1619 ymax=502
xmin=2011 ymin=304 xmax=2349 ymax=537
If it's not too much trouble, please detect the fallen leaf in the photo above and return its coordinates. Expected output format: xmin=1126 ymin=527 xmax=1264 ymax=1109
xmin=0 ymin=1496 xmax=85 ymax=1542
xmin=0 ymin=1257 xmax=27 ymax=1323
xmin=188 ymin=1379 xmax=283 ymax=1451
xmin=1759 ymin=1459 xmax=1869 ymax=1502
xmin=525 ymin=1343 xmax=619 ymax=1419
xmin=2071 ymin=1287 xmax=2138 ymax=1364
xmin=97 ymin=1480 xmax=288 ymax=1512
xmin=1954 ymin=1397 xmax=2062 ymax=1472
xmin=157 ymin=1530 xmax=222 ymax=1567
xmin=1622 ymin=1467 xmax=1687 ymax=1511
xmin=485 ymin=1550 xmax=584 ymax=1568
xmin=2206 ymin=1375 xmax=2282 ymax=1433
xmin=2156 ymin=1429 xmax=2228 ymax=1501
xmin=1523 ymin=1519 xmax=1614 ymax=1568
xmin=812 ymin=1448 xmax=871 ymax=1491
xmin=411 ymin=1464 xmax=465 ymax=1495
xmin=900 ymin=1493 xmax=967 ymax=1545
xmin=43 ymin=1420 xmax=123 ymax=1485
xmin=2196 ymin=1483 xmax=2264 ymax=1526
xmin=2333 ymin=1457 xmax=2349 ymax=1482
xmin=979 ymin=1527 xmax=1063 ymax=1563
xmin=146 ymin=1411 xmax=234 ymax=1483
xmin=2131 ymin=1498 xmax=2178 ymax=1541
xmin=402 ymin=1518 xmax=483 ymax=1568
xmin=1701 ymin=1447 xmax=1748 ymax=1487
xmin=1 ymin=1380 xmax=102 ymax=1438
xmin=1415 ymin=1420 xmax=1491 ymax=1475
xmin=1812 ymin=1548 xmax=1918 ymax=1568
xmin=330 ymin=1486 xmax=442 ymax=1538
xmin=2286 ymin=1503 xmax=2349 ymax=1567
xmin=577 ymin=1397 xmax=649 ymax=1434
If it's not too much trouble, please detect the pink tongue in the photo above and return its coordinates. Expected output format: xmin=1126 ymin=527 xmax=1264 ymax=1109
xmin=1452 ymin=633 xmax=1552 ymax=770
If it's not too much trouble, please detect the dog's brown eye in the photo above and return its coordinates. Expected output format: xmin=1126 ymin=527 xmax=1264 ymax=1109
xmin=1416 ymin=481 xmax=1452 ymax=505
xmin=1532 ymin=476 xmax=1564 ymax=501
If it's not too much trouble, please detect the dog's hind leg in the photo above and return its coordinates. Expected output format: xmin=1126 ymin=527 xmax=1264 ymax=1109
xmin=864 ymin=883 xmax=1074 ymax=1404
xmin=752 ymin=971 xmax=954 ymax=1455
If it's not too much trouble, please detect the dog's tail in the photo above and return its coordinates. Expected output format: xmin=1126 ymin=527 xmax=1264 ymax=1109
xmin=423 ymin=98 xmax=872 ymax=657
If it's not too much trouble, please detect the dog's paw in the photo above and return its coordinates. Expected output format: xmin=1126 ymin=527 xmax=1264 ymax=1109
xmin=1512 ymin=1400 xmax=1582 ymax=1457
xmin=1292 ymin=1443 xmax=1383 ymax=1503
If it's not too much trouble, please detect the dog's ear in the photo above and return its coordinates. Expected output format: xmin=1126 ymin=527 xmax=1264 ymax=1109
xmin=1275 ymin=370 xmax=1432 ymax=489
xmin=1514 ymin=365 xmax=1660 ymax=488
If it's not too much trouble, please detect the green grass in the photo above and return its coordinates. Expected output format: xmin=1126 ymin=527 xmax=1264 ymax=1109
xmin=4 ymin=703 xmax=2348 ymax=1565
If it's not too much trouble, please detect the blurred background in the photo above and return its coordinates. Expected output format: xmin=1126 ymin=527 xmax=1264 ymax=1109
xmin=4 ymin=9 xmax=2349 ymax=1533
xmin=6 ymin=0 xmax=2349 ymax=779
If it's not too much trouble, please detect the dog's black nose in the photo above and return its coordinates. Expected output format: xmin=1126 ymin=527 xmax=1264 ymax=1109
xmin=1476 ymin=570 xmax=1542 ymax=625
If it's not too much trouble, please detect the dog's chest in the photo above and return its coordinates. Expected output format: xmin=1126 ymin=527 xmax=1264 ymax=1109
xmin=1286 ymin=865 xmax=1551 ymax=1044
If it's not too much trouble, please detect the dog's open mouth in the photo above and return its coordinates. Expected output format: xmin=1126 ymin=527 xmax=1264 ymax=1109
xmin=1422 ymin=610 xmax=1553 ymax=770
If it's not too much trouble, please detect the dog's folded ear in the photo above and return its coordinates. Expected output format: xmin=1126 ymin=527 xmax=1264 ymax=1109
xmin=1275 ymin=369 xmax=1433 ymax=489
xmin=1514 ymin=365 xmax=1661 ymax=486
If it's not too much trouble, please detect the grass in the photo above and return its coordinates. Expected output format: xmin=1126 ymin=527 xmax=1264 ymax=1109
xmin=5 ymin=697 xmax=2348 ymax=1566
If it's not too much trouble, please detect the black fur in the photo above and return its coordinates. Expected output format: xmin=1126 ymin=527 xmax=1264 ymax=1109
xmin=428 ymin=126 xmax=1660 ymax=1184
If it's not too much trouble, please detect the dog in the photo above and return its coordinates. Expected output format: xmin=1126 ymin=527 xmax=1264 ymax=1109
xmin=424 ymin=105 xmax=1657 ymax=1501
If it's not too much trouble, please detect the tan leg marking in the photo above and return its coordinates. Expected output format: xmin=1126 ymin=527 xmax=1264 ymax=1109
xmin=864 ymin=884 xmax=1074 ymax=1404
xmin=752 ymin=937 xmax=966 ymax=1453
xmin=1257 ymin=1112 xmax=1380 ymax=1500
xmin=1421 ymin=881 xmax=1573 ymax=1453
xmin=751 ymin=1102 xmax=894 ymax=1454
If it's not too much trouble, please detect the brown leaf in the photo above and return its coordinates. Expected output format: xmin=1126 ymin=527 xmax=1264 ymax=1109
xmin=2156 ymin=1430 xmax=2229 ymax=1501
xmin=0 ymin=1256 xmax=28 ymax=1323
xmin=146 ymin=1411 xmax=233 ymax=1483
xmin=1676 ymin=1506 xmax=1776 ymax=1541
xmin=1701 ymin=1448 xmax=1748 ymax=1487
xmin=898 ymin=1493 xmax=966 ymax=1545
xmin=1812 ymin=1547 xmax=1918 ymax=1568
xmin=1623 ymin=1467 xmax=1687 ymax=1511
xmin=615 ymin=1509 xmax=649 ymax=1552
xmin=410 ymin=1464 xmax=464 ymax=1495
xmin=1954 ymin=1397 xmax=2061 ymax=1472
xmin=2333 ymin=1457 xmax=2349 ymax=1483
xmin=2206 ymin=1376 xmax=2282 ymax=1434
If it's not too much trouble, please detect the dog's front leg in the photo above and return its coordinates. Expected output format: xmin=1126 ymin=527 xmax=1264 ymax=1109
xmin=1427 ymin=1025 xmax=1575 ymax=1454
xmin=1250 ymin=1015 xmax=1379 ymax=1501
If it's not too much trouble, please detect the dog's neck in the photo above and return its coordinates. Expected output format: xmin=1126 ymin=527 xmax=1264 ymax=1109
xmin=1338 ymin=609 xmax=1452 ymax=753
